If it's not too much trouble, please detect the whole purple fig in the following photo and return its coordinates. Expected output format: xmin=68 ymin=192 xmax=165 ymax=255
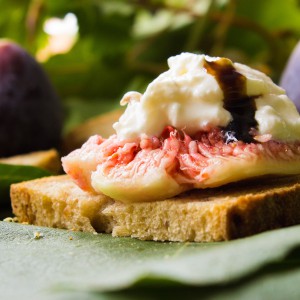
xmin=0 ymin=41 xmax=63 ymax=157
xmin=280 ymin=41 xmax=300 ymax=112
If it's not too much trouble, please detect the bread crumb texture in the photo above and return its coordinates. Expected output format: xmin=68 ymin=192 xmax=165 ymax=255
xmin=10 ymin=175 xmax=300 ymax=242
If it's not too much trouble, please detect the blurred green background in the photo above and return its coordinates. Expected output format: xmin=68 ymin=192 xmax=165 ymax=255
xmin=1 ymin=0 xmax=300 ymax=133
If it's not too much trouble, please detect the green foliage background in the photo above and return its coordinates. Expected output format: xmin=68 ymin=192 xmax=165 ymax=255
xmin=1 ymin=0 xmax=300 ymax=130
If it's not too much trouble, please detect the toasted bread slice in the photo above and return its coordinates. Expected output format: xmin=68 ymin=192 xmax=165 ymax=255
xmin=0 ymin=149 xmax=61 ymax=174
xmin=10 ymin=175 xmax=113 ymax=233
xmin=10 ymin=175 xmax=300 ymax=242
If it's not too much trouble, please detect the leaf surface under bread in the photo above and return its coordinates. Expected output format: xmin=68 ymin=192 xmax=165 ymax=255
xmin=1 ymin=222 xmax=300 ymax=299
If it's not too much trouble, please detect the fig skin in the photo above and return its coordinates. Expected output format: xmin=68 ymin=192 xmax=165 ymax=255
xmin=280 ymin=41 xmax=300 ymax=112
xmin=0 ymin=41 xmax=63 ymax=157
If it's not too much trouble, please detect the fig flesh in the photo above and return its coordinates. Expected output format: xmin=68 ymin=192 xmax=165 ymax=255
xmin=0 ymin=41 xmax=63 ymax=157
xmin=62 ymin=126 xmax=300 ymax=203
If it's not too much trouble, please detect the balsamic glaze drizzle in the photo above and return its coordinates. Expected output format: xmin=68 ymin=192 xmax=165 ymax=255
xmin=203 ymin=58 xmax=259 ymax=143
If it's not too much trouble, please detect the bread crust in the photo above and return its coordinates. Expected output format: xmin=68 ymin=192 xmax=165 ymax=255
xmin=10 ymin=175 xmax=300 ymax=242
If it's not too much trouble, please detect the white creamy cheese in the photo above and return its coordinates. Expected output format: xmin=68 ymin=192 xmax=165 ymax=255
xmin=113 ymin=53 xmax=300 ymax=142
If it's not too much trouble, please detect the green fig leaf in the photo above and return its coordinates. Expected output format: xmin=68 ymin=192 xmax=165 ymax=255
xmin=1 ymin=222 xmax=300 ymax=299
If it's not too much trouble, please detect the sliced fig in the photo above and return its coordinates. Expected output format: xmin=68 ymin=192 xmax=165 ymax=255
xmin=0 ymin=41 xmax=63 ymax=157
xmin=63 ymin=53 xmax=300 ymax=203
xmin=62 ymin=126 xmax=300 ymax=203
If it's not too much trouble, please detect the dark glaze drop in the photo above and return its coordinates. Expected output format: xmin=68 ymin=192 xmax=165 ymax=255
xmin=203 ymin=58 xmax=259 ymax=143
